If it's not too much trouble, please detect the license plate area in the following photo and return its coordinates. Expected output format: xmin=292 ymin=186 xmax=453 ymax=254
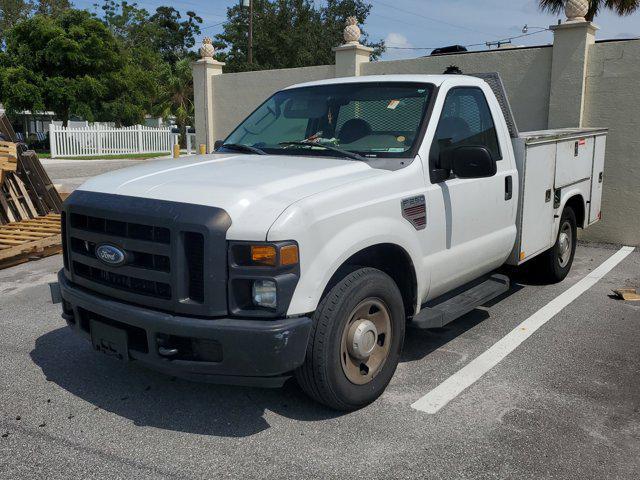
xmin=90 ymin=319 xmax=129 ymax=361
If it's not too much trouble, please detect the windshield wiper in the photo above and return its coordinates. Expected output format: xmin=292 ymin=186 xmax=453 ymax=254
xmin=278 ymin=141 xmax=365 ymax=161
xmin=219 ymin=143 xmax=267 ymax=155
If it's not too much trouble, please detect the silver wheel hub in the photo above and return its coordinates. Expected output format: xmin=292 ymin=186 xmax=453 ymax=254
xmin=347 ymin=319 xmax=378 ymax=360
xmin=559 ymin=233 xmax=570 ymax=255
xmin=557 ymin=220 xmax=573 ymax=267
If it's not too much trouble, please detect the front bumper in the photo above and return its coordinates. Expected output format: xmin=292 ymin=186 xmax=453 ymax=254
xmin=57 ymin=271 xmax=312 ymax=387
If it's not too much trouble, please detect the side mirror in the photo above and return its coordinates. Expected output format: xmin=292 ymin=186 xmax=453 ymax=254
xmin=450 ymin=146 xmax=496 ymax=178
xmin=214 ymin=139 xmax=224 ymax=151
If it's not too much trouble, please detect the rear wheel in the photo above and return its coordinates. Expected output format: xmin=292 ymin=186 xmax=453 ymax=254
xmin=536 ymin=207 xmax=577 ymax=283
xmin=295 ymin=267 xmax=405 ymax=411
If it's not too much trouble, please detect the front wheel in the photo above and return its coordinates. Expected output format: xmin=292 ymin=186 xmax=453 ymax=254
xmin=535 ymin=207 xmax=577 ymax=283
xmin=295 ymin=267 xmax=405 ymax=411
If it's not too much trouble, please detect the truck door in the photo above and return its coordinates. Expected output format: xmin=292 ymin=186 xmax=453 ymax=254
xmin=422 ymin=85 xmax=518 ymax=297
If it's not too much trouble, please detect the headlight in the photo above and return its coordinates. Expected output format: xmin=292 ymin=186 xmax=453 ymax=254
xmin=251 ymin=245 xmax=277 ymax=266
xmin=252 ymin=280 xmax=277 ymax=308
xmin=239 ymin=244 xmax=299 ymax=267
xmin=228 ymin=241 xmax=300 ymax=318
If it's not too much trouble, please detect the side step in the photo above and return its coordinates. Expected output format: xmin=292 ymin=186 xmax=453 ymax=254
xmin=410 ymin=274 xmax=510 ymax=329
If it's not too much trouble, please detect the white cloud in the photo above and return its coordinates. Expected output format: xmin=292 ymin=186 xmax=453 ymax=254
xmin=383 ymin=32 xmax=418 ymax=61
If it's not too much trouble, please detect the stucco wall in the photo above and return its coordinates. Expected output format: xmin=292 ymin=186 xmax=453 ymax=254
xmin=363 ymin=47 xmax=553 ymax=133
xmin=212 ymin=64 xmax=335 ymax=140
xmin=210 ymin=47 xmax=553 ymax=137
xmin=582 ymin=40 xmax=640 ymax=245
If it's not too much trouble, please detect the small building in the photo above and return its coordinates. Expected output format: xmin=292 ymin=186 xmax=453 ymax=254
xmin=0 ymin=104 xmax=57 ymax=141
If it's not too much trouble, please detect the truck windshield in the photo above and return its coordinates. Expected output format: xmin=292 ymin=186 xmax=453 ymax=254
xmin=222 ymin=82 xmax=434 ymax=159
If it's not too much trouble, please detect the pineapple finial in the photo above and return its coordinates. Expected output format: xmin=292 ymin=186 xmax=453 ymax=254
xmin=343 ymin=17 xmax=361 ymax=44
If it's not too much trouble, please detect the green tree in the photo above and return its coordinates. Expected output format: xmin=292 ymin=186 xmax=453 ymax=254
xmin=99 ymin=58 xmax=159 ymax=126
xmin=99 ymin=0 xmax=150 ymax=44
xmin=1 ymin=10 xmax=124 ymax=124
xmin=1 ymin=2 xmax=204 ymax=127
xmin=214 ymin=0 xmax=383 ymax=73
xmin=0 ymin=0 xmax=33 ymax=42
xmin=35 ymin=0 xmax=71 ymax=16
xmin=98 ymin=1 xmax=201 ymax=128
xmin=539 ymin=0 xmax=640 ymax=21
xmin=147 ymin=6 xmax=202 ymax=64
xmin=153 ymin=57 xmax=194 ymax=137
xmin=98 ymin=0 xmax=165 ymax=124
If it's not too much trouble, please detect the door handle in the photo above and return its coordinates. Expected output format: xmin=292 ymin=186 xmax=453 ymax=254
xmin=505 ymin=175 xmax=513 ymax=201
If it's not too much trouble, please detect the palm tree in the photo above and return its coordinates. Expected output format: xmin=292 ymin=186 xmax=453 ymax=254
xmin=153 ymin=58 xmax=194 ymax=145
xmin=539 ymin=0 xmax=640 ymax=21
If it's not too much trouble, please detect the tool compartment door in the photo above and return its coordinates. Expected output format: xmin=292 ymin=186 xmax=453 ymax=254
xmin=555 ymin=136 xmax=595 ymax=188
xmin=588 ymin=135 xmax=606 ymax=224
xmin=519 ymin=142 xmax=556 ymax=261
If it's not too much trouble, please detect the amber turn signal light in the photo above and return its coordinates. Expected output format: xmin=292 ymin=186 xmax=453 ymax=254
xmin=251 ymin=245 xmax=277 ymax=266
xmin=280 ymin=244 xmax=299 ymax=266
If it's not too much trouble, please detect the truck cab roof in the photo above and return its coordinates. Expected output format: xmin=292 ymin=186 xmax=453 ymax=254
xmin=285 ymin=74 xmax=487 ymax=90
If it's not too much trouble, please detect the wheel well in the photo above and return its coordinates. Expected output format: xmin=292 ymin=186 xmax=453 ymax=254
xmin=322 ymin=243 xmax=418 ymax=318
xmin=564 ymin=195 xmax=585 ymax=228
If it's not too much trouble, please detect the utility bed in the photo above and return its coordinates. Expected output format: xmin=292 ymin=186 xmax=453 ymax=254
xmin=508 ymin=128 xmax=608 ymax=265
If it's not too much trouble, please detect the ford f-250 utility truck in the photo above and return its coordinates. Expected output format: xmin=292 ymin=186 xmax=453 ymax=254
xmin=54 ymin=74 xmax=607 ymax=410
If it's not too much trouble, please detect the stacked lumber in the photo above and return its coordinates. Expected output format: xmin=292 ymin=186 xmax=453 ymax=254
xmin=0 ymin=141 xmax=18 ymax=185
xmin=0 ymin=214 xmax=62 ymax=269
xmin=0 ymin=114 xmax=63 ymax=268
xmin=0 ymin=159 xmax=41 ymax=224
xmin=0 ymin=115 xmax=62 ymax=224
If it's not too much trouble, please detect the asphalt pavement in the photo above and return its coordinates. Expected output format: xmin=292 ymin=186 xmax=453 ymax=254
xmin=0 ymin=243 xmax=638 ymax=479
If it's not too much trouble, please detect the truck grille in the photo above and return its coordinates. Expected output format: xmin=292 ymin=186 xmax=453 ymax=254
xmin=184 ymin=232 xmax=205 ymax=303
xmin=62 ymin=192 xmax=231 ymax=317
xmin=70 ymin=213 xmax=170 ymax=244
xmin=73 ymin=261 xmax=172 ymax=299
xmin=70 ymin=237 xmax=170 ymax=272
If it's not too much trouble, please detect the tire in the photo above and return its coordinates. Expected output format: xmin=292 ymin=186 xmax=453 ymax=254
xmin=295 ymin=267 xmax=405 ymax=411
xmin=535 ymin=207 xmax=577 ymax=283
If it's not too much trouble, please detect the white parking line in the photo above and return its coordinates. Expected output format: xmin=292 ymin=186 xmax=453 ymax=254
xmin=411 ymin=246 xmax=636 ymax=414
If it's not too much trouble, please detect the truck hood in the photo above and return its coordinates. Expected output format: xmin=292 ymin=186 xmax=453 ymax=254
xmin=77 ymin=153 xmax=384 ymax=239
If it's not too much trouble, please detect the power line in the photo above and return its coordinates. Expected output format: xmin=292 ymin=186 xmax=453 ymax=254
xmin=468 ymin=28 xmax=551 ymax=48
xmin=196 ymin=3 xmax=551 ymax=53
xmin=200 ymin=21 xmax=227 ymax=31
xmin=370 ymin=0 xmax=494 ymax=36
xmin=385 ymin=27 xmax=551 ymax=51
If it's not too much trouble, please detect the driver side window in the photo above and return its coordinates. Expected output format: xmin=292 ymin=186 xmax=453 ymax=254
xmin=429 ymin=87 xmax=501 ymax=180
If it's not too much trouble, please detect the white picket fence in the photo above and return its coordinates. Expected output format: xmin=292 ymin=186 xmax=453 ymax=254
xmin=49 ymin=124 xmax=178 ymax=158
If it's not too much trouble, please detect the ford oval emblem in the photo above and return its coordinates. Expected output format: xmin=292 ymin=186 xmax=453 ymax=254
xmin=95 ymin=244 xmax=126 ymax=267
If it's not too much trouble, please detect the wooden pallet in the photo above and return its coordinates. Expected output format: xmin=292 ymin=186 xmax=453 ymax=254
xmin=0 ymin=141 xmax=18 ymax=187
xmin=1 ymin=171 xmax=40 ymax=223
xmin=0 ymin=213 xmax=62 ymax=269
xmin=0 ymin=114 xmax=62 ymax=226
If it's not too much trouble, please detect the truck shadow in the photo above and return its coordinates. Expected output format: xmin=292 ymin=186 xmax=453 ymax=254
xmin=402 ymin=281 xmax=524 ymax=362
xmin=30 ymin=327 xmax=340 ymax=438
xmin=30 ymin=282 xmax=523 ymax=438
xmin=401 ymin=309 xmax=489 ymax=362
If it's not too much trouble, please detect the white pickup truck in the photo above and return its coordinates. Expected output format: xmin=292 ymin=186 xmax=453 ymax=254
xmin=55 ymin=74 xmax=606 ymax=410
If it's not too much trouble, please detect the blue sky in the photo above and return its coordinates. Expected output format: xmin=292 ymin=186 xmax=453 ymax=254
xmin=74 ymin=0 xmax=640 ymax=60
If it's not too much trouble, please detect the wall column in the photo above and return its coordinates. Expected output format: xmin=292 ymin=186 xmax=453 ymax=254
xmin=333 ymin=43 xmax=373 ymax=77
xmin=192 ymin=38 xmax=225 ymax=153
xmin=548 ymin=21 xmax=598 ymax=128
